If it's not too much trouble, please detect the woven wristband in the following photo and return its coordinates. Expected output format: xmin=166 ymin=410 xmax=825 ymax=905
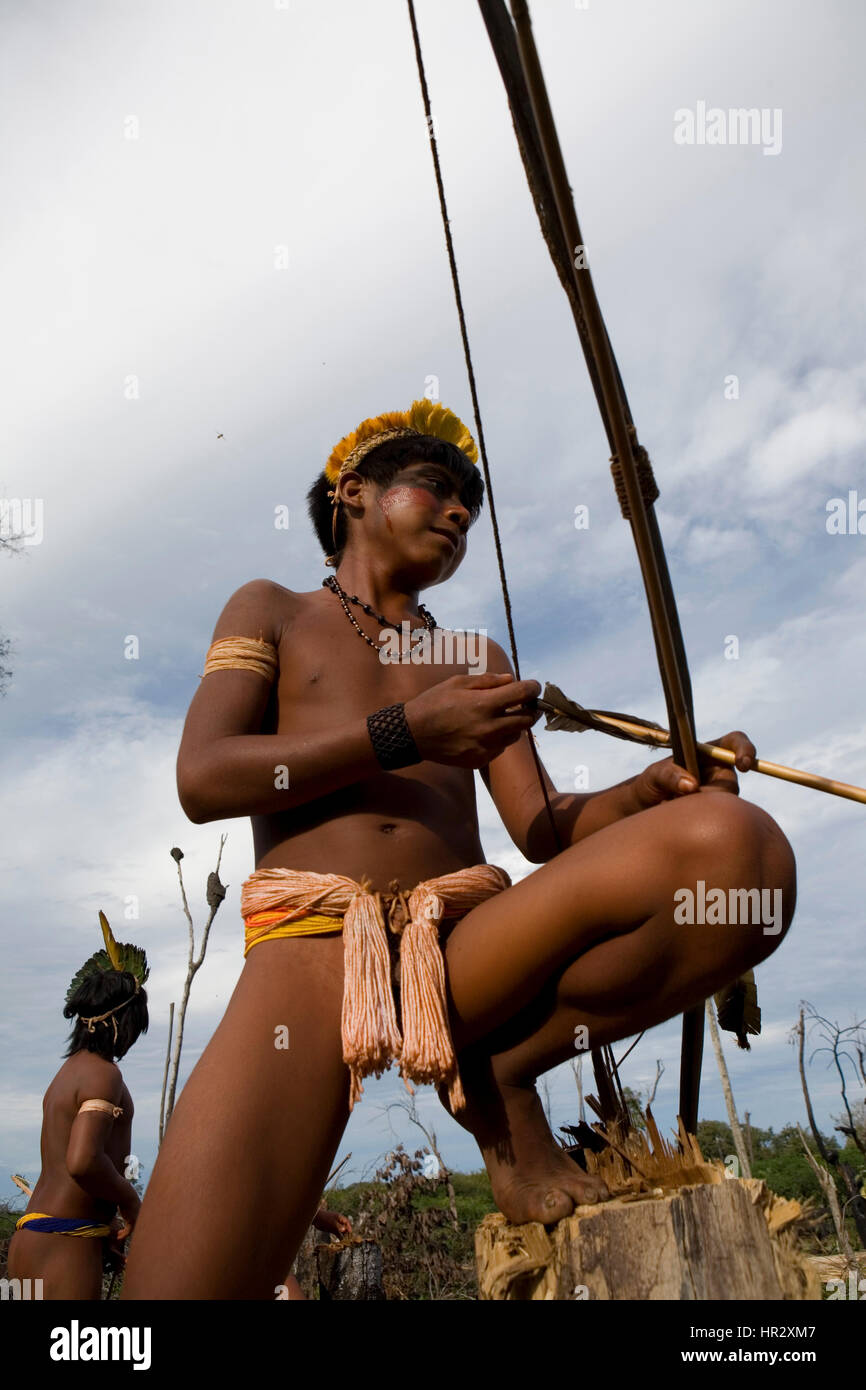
xmin=367 ymin=702 xmax=422 ymax=771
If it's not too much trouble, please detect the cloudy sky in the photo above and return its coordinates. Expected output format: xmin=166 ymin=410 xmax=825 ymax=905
xmin=2 ymin=0 xmax=864 ymax=1206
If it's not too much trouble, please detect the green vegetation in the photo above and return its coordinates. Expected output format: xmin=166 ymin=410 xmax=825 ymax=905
xmin=696 ymin=1118 xmax=865 ymax=1252
xmin=697 ymin=1118 xmax=844 ymax=1202
xmin=320 ymin=1148 xmax=497 ymax=1300
xmin=0 ymin=1202 xmax=21 ymax=1243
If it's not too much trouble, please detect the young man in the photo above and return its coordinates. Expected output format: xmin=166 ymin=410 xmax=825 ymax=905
xmin=122 ymin=399 xmax=796 ymax=1300
xmin=9 ymin=917 xmax=148 ymax=1299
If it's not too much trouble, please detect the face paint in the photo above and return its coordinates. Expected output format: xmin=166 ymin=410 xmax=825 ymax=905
xmin=377 ymin=484 xmax=441 ymax=530
xmin=378 ymin=484 xmax=439 ymax=514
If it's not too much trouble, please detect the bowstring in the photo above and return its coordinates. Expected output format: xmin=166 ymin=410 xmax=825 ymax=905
xmin=407 ymin=1 xmax=639 ymax=1123
xmin=406 ymin=0 xmax=563 ymax=860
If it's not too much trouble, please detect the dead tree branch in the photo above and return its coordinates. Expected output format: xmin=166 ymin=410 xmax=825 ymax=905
xmin=160 ymin=838 xmax=228 ymax=1132
xmin=706 ymin=999 xmax=751 ymax=1178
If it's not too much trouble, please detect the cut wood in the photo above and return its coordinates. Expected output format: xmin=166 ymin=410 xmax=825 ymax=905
xmin=476 ymin=1118 xmax=818 ymax=1300
xmin=476 ymin=1179 xmax=819 ymax=1300
xmin=316 ymin=1238 xmax=385 ymax=1301
xmin=806 ymin=1251 xmax=865 ymax=1282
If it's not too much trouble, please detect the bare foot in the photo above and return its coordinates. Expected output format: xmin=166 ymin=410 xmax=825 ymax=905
xmin=449 ymin=1063 xmax=610 ymax=1226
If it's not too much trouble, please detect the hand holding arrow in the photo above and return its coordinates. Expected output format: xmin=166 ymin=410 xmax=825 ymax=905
xmin=536 ymin=684 xmax=866 ymax=806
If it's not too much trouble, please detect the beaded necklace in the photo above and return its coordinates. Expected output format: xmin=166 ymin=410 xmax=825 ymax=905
xmin=323 ymin=575 xmax=437 ymax=652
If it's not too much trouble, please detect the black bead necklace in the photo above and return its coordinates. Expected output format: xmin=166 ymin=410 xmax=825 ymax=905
xmin=323 ymin=575 xmax=437 ymax=652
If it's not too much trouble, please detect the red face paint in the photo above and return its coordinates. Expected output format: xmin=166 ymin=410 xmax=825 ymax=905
xmin=378 ymin=484 xmax=439 ymax=516
xmin=377 ymin=484 xmax=442 ymax=536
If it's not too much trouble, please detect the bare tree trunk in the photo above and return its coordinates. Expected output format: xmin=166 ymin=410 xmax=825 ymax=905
xmin=706 ymin=1000 xmax=751 ymax=1178
xmin=829 ymin=1018 xmax=866 ymax=1159
xmin=158 ymin=1001 xmax=175 ymax=1147
xmin=838 ymin=1161 xmax=866 ymax=1248
xmin=572 ymin=1055 xmax=585 ymax=1123
xmin=796 ymin=1004 xmax=866 ymax=1247
xmin=744 ymin=1110 xmax=754 ymax=1168
xmin=647 ymin=1059 xmax=664 ymax=1107
xmin=796 ymin=1007 xmax=830 ymax=1163
xmin=797 ymin=1126 xmax=857 ymax=1269
xmin=164 ymin=837 xmax=228 ymax=1127
xmin=165 ymin=970 xmax=194 ymax=1122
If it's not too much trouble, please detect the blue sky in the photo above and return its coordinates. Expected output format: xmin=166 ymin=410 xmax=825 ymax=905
xmin=1 ymin=0 xmax=865 ymax=1205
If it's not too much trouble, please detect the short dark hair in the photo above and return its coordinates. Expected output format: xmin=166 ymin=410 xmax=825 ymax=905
xmin=306 ymin=434 xmax=485 ymax=560
xmin=63 ymin=971 xmax=149 ymax=1061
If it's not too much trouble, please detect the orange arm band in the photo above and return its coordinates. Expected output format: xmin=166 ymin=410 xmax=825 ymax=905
xmin=201 ymin=636 xmax=279 ymax=681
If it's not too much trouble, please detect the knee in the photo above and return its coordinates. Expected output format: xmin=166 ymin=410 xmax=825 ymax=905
xmin=676 ymin=790 xmax=791 ymax=875
xmin=673 ymin=791 xmax=797 ymax=942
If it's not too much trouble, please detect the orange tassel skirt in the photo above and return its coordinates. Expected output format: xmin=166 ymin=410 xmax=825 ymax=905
xmin=241 ymin=864 xmax=511 ymax=1112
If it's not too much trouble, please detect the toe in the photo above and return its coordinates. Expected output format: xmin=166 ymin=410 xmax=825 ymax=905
xmin=559 ymin=1166 xmax=610 ymax=1207
xmin=539 ymin=1186 xmax=575 ymax=1225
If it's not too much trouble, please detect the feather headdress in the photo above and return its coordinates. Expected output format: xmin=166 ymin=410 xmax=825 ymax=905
xmin=324 ymin=398 xmax=478 ymax=486
xmin=65 ymin=911 xmax=149 ymax=1007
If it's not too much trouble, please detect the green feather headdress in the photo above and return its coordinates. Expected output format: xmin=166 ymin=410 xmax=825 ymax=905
xmin=65 ymin=911 xmax=149 ymax=1008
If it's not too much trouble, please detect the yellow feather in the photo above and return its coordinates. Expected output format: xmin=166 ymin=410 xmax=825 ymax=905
xmin=99 ymin=910 xmax=122 ymax=972
xmin=325 ymin=400 xmax=477 ymax=483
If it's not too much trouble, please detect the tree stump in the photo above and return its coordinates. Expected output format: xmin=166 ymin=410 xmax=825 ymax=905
xmin=316 ymin=1238 xmax=386 ymax=1300
xmin=476 ymin=1178 xmax=819 ymax=1300
xmin=476 ymin=1118 xmax=821 ymax=1301
xmin=291 ymin=1226 xmax=320 ymax=1299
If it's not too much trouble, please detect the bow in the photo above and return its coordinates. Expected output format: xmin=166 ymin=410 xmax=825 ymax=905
xmin=477 ymin=0 xmax=707 ymax=1130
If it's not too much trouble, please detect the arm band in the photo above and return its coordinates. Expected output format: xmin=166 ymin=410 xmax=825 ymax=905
xmin=201 ymin=636 xmax=278 ymax=681
xmin=77 ymin=1099 xmax=124 ymax=1119
xmin=367 ymin=703 xmax=422 ymax=770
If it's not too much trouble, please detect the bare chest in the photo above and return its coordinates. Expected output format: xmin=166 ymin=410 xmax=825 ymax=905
xmin=270 ymin=603 xmax=470 ymax=733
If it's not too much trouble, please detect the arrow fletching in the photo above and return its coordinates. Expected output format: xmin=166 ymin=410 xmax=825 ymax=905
xmin=539 ymin=682 xmax=665 ymax=746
